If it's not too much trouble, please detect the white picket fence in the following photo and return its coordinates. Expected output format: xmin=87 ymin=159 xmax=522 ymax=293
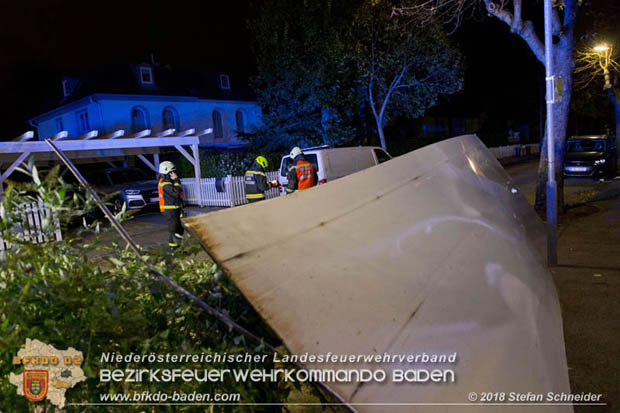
xmin=180 ymin=144 xmax=540 ymax=207
xmin=0 ymin=202 xmax=62 ymax=252
xmin=489 ymin=143 xmax=540 ymax=159
xmin=181 ymin=171 xmax=281 ymax=208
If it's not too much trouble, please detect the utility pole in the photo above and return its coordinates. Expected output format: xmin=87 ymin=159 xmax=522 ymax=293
xmin=544 ymin=0 xmax=558 ymax=266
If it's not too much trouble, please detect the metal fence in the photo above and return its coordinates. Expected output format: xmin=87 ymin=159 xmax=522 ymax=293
xmin=0 ymin=202 xmax=63 ymax=252
xmin=181 ymin=171 xmax=281 ymax=208
xmin=489 ymin=143 xmax=540 ymax=159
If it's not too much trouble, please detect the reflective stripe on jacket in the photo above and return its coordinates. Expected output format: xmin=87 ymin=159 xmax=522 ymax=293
xmin=286 ymin=157 xmax=317 ymax=193
xmin=244 ymin=162 xmax=269 ymax=199
xmin=158 ymin=176 xmax=183 ymax=212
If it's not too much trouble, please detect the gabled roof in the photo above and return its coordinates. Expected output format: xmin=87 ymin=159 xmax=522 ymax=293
xmin=57 ymin=63 xmax=256 ymax=107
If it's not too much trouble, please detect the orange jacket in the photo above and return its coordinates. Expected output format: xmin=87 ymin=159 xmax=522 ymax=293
xmin=158 ymin=176 xmax=183 ymax=212
xmin=286 ymin=158 xmax=317 ymax=193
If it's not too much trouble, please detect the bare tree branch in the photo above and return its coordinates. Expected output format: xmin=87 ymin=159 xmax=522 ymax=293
xmin=483 ymin=0 xmax=545 ymax=63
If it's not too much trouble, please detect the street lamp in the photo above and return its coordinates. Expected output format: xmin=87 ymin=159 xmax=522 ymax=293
xmin=543 ymin=0 xmax=558 ymax=266
xmin=593 ymin=44 xmax=609 ymax=53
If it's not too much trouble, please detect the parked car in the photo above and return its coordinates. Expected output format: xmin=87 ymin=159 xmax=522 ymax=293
xmin=563 ymin=135 xmax=618 ymax=179
xmin=82 ymin=167 xmax=159 ymax=212
xmin=278 ymin=145 xmax=392 ymax=191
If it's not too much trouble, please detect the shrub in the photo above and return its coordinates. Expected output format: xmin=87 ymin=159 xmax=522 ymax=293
xmin=0 ymin=165 xmax=291 ymax=412
xmin=168 ymin=152 xmax=283 ymax=179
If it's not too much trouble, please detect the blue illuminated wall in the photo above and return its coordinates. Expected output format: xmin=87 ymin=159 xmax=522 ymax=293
xmin=30 ymin=94 xmax=262 ymax=146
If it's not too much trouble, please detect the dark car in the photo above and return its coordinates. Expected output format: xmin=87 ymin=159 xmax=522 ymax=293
xmin=563 ymin=135 xmax=618 ymax=179
xmin=82 ymin=167 xmax=160 ymax=213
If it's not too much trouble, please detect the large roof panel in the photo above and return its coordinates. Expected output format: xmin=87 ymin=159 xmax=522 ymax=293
xmin=185 ymin=135 xmax=571 ymax=412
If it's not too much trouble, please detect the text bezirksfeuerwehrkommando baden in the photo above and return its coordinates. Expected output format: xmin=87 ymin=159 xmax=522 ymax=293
xmin=99 ymin=351 xmax=458 ymax=384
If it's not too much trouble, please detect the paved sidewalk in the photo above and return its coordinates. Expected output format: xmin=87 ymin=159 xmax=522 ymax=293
xmin=551 ymin=183 xmax=620 ymax=412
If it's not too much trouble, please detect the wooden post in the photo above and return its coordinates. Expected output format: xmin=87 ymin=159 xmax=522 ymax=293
xmin=228 ymin=175 xmax=234 ymax=207
xmin=0 ymin=151 xmax=32 ymax=190
xmin=191 ymin=144 xmax=202 ymax=207
xmin=154 ymin=153 xmax=160 ymax=178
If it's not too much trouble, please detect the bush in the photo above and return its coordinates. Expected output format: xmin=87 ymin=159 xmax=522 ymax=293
xmin=0 ymin=165 xmax=293 ymax=412
xmin=168 ymin=151 xmax=283 ymax=179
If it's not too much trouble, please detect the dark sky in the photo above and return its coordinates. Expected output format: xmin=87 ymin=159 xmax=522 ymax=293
xmin=1 ymin=0 xmax=252 ymax=71
xmin=0 ymin=0 xmax=552 ymax=139
xmin=0 ymin=0 xmax=253 ymax=137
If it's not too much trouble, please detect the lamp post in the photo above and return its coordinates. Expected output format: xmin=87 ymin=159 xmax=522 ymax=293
xmin=543 ymin=0 xmax=557 ymax=266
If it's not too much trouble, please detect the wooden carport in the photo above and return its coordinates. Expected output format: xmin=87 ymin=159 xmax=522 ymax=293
xmin=0 ymin=128 xmax=212 ymax=206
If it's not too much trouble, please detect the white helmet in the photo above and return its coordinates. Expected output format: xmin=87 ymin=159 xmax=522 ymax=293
xmin=159 ymin=161 xmax=176 ymax=175
xmin=290 ymin=146 xmax=303 ymax=159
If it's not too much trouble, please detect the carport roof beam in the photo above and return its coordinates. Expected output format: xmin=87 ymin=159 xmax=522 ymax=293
xmin=0 ymin=135 xmax=210 ymax=154
xmin=0 ymin=151 xmax=32 ymax=182
xmin=174 ymin=145 xmax=198 ymax=168
xmin=0 ymin=134 xmax=209 ymax=188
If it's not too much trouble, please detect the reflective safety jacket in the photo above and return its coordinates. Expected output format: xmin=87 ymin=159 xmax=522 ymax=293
xmin=158 ymin=175 xmax=183 ymax=212
xmin=244 ymin=161 xmax=270 ymax=200
xmin=286 ymin=155 xmax=317 ymax=193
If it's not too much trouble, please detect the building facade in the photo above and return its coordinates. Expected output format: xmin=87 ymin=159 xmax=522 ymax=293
xmin=29 ymin=64 xmax=262 ymax=148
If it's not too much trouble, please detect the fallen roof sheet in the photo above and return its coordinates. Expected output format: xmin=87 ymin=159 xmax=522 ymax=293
xmin=184 ymin=134 xmax=572 ymax=412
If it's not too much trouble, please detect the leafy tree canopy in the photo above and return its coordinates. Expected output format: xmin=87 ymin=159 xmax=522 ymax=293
xmin=249 ymin=0 xmax=464 ymax=153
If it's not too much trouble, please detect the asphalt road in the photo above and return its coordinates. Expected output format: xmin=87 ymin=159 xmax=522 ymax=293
xmin=124 ymin=159 xmax=618 ymax=246
xmin=504 ymin=158 xmax=620 ymax=206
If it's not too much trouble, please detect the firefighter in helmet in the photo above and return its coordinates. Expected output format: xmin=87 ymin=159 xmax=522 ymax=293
xmin=244 ymin=155 xmax=278 ymax=203
xmin=158 ymin=161 xmax=184 ymax=249
xmin=286 ymin=147 xmax=317 ymax=194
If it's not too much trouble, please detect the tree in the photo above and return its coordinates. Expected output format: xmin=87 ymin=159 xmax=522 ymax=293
xmin=575 ymin=43 xmax=620 ymax=146
xmin=250 ymin=0 xmax=360 ymax=151
xmin=353 ymin=1 xmax=463 ymax=151
xmin=0 ymin=167 xmax=300 ymax=411
xmin=250 ymin=0 xmax=463 ymax=153
xmin=396 ymin=0 xmax=580 ymax=212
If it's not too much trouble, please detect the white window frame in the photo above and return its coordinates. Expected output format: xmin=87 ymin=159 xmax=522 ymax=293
xmin=139 ymin=67 xmax=153 ymax=84
xmin=62 ymin=80 xmax=69 ymax=97
xmin=220 ymin=74 xmax=230 ymax=90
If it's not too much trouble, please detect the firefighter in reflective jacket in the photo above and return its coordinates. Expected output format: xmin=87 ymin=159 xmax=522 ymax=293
xmin=286 ymin=147 xmax=317 ymax=193
xmin=158 ymin=161 xmax=184 ymax=249
xmin=244 ymin=156 xmax=277 ymax=203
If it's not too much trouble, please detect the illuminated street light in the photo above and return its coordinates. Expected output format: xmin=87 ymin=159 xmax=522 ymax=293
xmin=594 ymin=44 xmax=609 ymax=53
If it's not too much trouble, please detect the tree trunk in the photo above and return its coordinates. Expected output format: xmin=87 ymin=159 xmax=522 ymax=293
xmin=375 ymin=115 xmax=387 ymax=151
xmin=320 ymin=107 xmax=332 ymax=146
xmin=607 ymin=88 xmax=620 ymax=155
xmin=534 ymin=49 xmax=573 ymax=214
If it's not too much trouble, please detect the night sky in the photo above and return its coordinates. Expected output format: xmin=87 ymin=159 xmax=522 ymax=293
xmin=0 ymin=0 xmax=572 ymax=140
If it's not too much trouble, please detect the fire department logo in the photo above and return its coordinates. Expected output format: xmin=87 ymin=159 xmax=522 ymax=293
xmin=23 ymin=370 xmax=49 ymax=402
xmin=9 ymin=339 xmax=86 ymax=409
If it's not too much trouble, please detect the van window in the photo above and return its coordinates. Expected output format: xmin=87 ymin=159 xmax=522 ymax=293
xmin=374 ymin=149 xmax=391 ymax=163
xmin=280 ymin=154 xmax=319 ymax=176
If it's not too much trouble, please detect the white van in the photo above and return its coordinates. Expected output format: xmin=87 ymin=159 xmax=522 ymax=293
xmin=278 ymin=145 xmax=391 ymax=190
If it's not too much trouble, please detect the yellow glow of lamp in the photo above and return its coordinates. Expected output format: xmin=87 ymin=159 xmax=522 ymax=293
xmin=594 ymin=44 xmax=609 ymax=52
